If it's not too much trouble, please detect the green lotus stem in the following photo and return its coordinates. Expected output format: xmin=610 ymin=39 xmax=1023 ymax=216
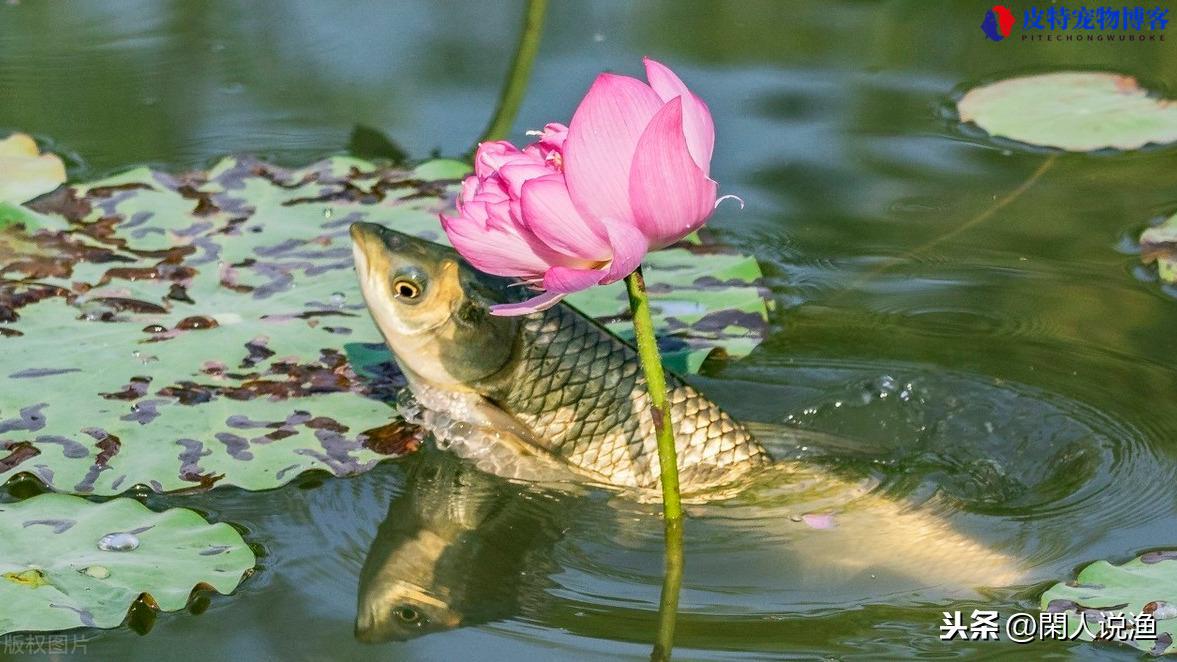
xmin=650 ymin=517 xmax=684 ymax=662
xmin=624 ymin=266 xmax=683 ymax=521
xmin=479 ymin=0 xmax=549 ymax=143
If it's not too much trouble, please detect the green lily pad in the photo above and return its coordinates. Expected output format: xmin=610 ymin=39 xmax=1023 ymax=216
xmin=0 ymin=493 xmax=253 ymax=635
xmin=0 ymin=134 xmax=66 ymax=205
xmin=1142 ymin=212 xmax=1177 ymax=284
xmin=0 ymin=155 xmax=769 ymax=494
xmin=1040 ymin=550 xmax=1177 ymax=655
xmin=958 ymin=72 xmax=1177 ymax=151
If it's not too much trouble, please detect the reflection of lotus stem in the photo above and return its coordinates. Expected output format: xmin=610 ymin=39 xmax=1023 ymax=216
xmin=479 ymin=0 xmax=549 ymax=144
xmin=651 ymin=517 xmax=684 ymax=662
xmin=836 ymin=154 xmax=1058 ymax=298
xmin=625 ymin=266 xmax=683 ymax=521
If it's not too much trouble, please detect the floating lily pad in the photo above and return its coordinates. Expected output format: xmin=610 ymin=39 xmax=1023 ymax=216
xmin=1040 ymin=550 xmax=1177 ymax=655
xmin=0 ymin=133 xmax=66 ymax=205
xmin=0 ymin=493 xmax=253 ymax=635
xmin=0 ymin=155 xmax=768 ymax=494
xmin=958 ymin=72 xmax=1177 ymax=151
xmin=1142 ymin=212 xmax=1177 ymax=284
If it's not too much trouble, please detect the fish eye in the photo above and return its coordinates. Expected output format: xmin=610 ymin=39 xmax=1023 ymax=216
xmin=394 ymin=605 xmax=421 ymax=624
xmin=393 ymin=279 xmax=421 ymax=299
xmin=389 ymin=268 xmax=427 ymax=303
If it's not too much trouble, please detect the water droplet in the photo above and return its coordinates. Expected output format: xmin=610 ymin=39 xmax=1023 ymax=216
xmin=330 ymin=291 xmax=346 ymax=306
xmin=875 ymin=375 xmax=897 ymax=396
xmin=175 ymin=315 xmax=218 ymax=330
xmin=97 ymin=532 xmax=140 ymax=552
xmin=323 ymin=208 xmax=334 ymax=219
xmin=82 ymin=565 xmax=110 ymax=579
xmin=898 ymin=383 xmax=914 ymax=402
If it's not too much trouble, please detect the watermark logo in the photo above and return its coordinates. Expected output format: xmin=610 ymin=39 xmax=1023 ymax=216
xmin=982 ymin=5 xmax=1169 ymax=41
xmin=939 ymin=609 xmax=1158 ymax=644
xmin=982 ymin=5 xmax=1017 ymax=41
xmin=2 ymin=634 xmax=91 ymax=655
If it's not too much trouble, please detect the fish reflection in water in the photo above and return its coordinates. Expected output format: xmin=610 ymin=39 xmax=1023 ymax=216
xmin=355 ymin=432 xmax=1029 ymax=644
xmin=355 ymin=447 xmax=572 ymax=643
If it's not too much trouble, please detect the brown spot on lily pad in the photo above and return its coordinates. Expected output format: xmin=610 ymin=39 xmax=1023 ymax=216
xmin=101 ymin=376 xmax=152 ymax=401
xmin=360 ymin=420 xmax=424 ymax=456
xmin=0 ymin=442 xmax=41 ymax=472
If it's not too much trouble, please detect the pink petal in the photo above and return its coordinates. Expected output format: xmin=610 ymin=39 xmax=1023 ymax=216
xmin=643 ymin=58 xmax=715 ymax=173
xmin=564 ymin=73 xmax=664 ymax=226
xmin=458 ymin=199 xmax=490 ymax=225
xmin=497 ymin=161 xmax=554 ymax=197
xmin=600 ymin=217 xmax=649 ymax=283
xmin=459 ymin=176 xmax=480 ymax=206
xmin=474 ymin=141 xmax=523 ymax=177
xmin=542 ymin=266 xmax=605 ymax=293
xmin=441 ymin=213 xmax=555 ymax=278
xmin=628 ymin=98 xmax=718 ymax=250
xmin=540 ymin=122 xmax=568 ymax=149
xmin=491 ymin=291 xmax=566 ymax=317
xmin=468 ymin=176 xmax=509 ymax=206
xmin=519 ymin=175 xmax=612 ymax=261
xmin=801 ymin=513 xmax=836 ymax=530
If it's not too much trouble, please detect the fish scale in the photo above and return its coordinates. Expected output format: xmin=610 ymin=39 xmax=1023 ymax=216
xmin=480 ymin=302 xmax=772 ymax=493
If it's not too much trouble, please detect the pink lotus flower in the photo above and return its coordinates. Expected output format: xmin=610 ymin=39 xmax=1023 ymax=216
xmin=441 ymin=58 xmax=724 ymax=316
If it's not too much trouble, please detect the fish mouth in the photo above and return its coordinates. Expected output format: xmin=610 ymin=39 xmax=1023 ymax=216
xmin=350 ymin=221 xmax=415 ymax=282
xmin=354 ymin=614 xmax=416 ymax=644
xmin=349 ymin=221 xmax=395 ymax=256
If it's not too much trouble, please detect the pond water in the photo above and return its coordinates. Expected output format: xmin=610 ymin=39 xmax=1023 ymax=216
xmin=4 ymin=1 xmax=1177 ymax=659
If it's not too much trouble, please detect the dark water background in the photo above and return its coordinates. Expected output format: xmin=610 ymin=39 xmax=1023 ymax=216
xmin=3 ymin=1 xmax=1177 ymax=659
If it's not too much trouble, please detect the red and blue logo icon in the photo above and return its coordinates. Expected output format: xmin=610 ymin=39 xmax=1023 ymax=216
xmin=982 ymin=5 xmax=1017 ymax=40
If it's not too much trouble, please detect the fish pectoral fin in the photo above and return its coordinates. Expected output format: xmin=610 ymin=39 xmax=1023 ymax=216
xmin=432 ymin=396 xmax=602 ymax=488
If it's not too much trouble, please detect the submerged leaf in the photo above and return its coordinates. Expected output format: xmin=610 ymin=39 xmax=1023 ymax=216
xmin=0 ymin=133 xmax=67 ymax=205
xmin=0 ymin=493 xmax=253 ymax=635
xmin=0 ymin=155 xmax=767 ymax=494
xmin=1040 ymin=550 xmax=1177 ymax=655
xmin=958 ymin=72 xmax=1177 ymax=151
xmin=347 ymin=125 xmax=409 ymax=163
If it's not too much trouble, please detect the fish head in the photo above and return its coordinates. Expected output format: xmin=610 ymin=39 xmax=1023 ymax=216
xmin=350 ymin=222 xmax=518 ymax=387
xmin=355 ymin=574 xmax=463 ymax=643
